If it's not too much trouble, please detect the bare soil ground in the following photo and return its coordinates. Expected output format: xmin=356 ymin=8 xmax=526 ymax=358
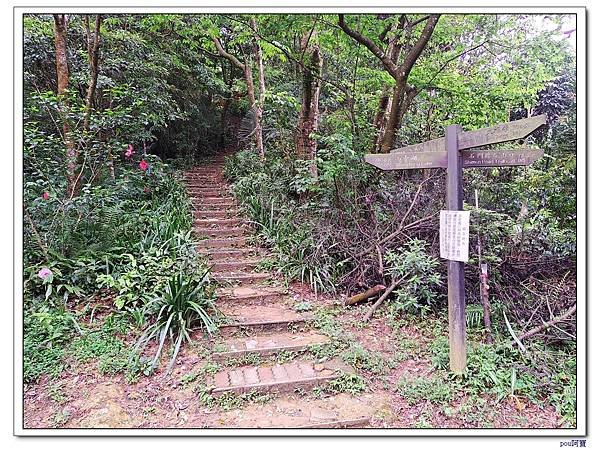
xmin=23 ymin=284 xmax=562 ymax=430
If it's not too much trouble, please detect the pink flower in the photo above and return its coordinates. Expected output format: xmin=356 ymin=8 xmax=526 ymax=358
xmin=139 ymin=159 xmax=149 ymax=171
xmin=42 ymin=192 xmax=49 ymax=200
xmin=125 ymin=144 xmax=134 ymax=158
xmin=143 ymin=186 xmax=149 ymax=193
xmin=38 ymin=267 xmax=52 ymax=280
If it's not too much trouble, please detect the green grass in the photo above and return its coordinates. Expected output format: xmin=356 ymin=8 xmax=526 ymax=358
xmin=396 ymin=375 xmax=454 ymax=406
xmin=326 ymin=373 xmax=366 ymax=395
xmin=199 ymin=388 xmax=275 ymax=411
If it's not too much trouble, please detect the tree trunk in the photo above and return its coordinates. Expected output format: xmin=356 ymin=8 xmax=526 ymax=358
xmin=338 ymin=14 xmax=439 ymax=154
xmin=379 ymin=77 xmax=407 ymax=153
xmin=250 ymin=18 xmax=265 ymax=160
xmin=372 ymin=86 xmax=391 ymax=153
xmin=83 ymin=15 xmax=103 ymax=133
xmin=53 ymin=14 xmax=77 ymax=197
xmin=296 ymin=38 xmax=322 ymax=178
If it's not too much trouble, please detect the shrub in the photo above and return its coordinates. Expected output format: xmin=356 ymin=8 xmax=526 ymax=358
xmin=131 ymin=271 xmax=218 ymax=374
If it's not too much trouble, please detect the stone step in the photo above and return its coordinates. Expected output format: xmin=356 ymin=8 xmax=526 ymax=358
xmin=195 ymin=218 xmax=243 ymax=227
xmin=201 ymin=247 xmax=257 ymax=259
xmin=209 ymin=392 xmax=374 ymax=428
xmin=219 ymin=316 xmax=310 ymax=333
xmin=191 ymin=195 xmax=236 ymax=203
xmin=211 ymin=258 xmax=262 ymax=272
xmin=195 ymin=227 xmax=247 ymax=238
xmin=183 ymin=173 xmax=225 ymax=183
xmin=193 ymin=209 xmax=239 ymax=220
xmin=212 ymin=331 xmax=329 ymax=361
xmin=192 ymin=201 xmax=237 ymax=210
xmin=187 ymin=189 xmax=232 ymax=196
xmin=297 ymin=417 xmax=372 ymax=429
xmin=197 ymin=237 xmax=247 ymax=249
xmin=185 ymin=172 xmax=224 ymax=178
xmin=207 ymin=360 xmax=349 ymax=397
xmin=218 ymin=303 xmax=313 ymax=333
xmin=187 ymin=188 xmax=234 ymax=200
xmin=184 ymin=177 xmax=224 ymax=183
xmin=213 ymin=271 xmax=271 ymax=284
xmin=216 ymin=286 xmax=286 ymax=302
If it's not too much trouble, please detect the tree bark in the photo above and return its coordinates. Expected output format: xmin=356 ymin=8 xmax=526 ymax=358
xmin=339 ymin=14 xmax=440 ymax=153
xmin=250 ymin=18 xmax=266 ymax=160
xmin=83 ymin=14 xmax=103 ymax=133
xmin=53 ymin=14 xmax=77 ymax=197
xmin=296 ymin=34 xmax=322 ymax=178
xmin=213 ymin=36 xmax=264 ymax=158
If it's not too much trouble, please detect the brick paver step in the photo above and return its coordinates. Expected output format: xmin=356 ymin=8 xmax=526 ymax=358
xmin=196 ymin=237 xmax=247 ymax=249
xmin=212 ymin=331 xmax=329 ymax=361
xmin=193 ymin=209 xmax=239 ymax=220
xmin=188 ymin=192 xmax=234 ymax=200
xmin=219 ymin=316 xmax=310 ymax=333
xmin=192 ymin=201 xmax=237 ymax=210
xmin=194 ymin=227 xmax=247 ymax=238
xmin=211 ymin=258 xmax=262 ymax=272
xmin=218 ymin=304 xmax=312 ymax=333
xmin=185 ymin=172 xmax=224 ymax=178
xmin=297 ymin=417 xmax=372 ymax=428
xmin=184 ymin=173 xmax=224 ymax=179
xmin=215 ymin=285 xmax=286 ymax=302
xmin=200 ymin=247 xmax=257 ymax=259
xmin=187 ymin=189 xmax=232 ymax=196
xmin=191 ymin=195 xmax=236 ymax=203
xmin=195 ymin=217 xmax=243 ymax=227
xmin=213 ymin=271 xmax=271 ymax=284
xmin=208 ymin=360 xmax=351 ymax=396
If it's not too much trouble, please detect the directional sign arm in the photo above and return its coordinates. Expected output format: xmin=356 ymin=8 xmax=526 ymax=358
xmin=457 ymin=114 xmax=547 ymax=149
xmin=389 ymin=115 xmax=547 ymax=154
xmin=365 ymin=152 xmax=447 ymax=170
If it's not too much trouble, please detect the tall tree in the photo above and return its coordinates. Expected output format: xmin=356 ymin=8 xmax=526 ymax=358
xmin=82 ymin=14 xmax=103 ymax=133
xmin=250 ymin=17 xmax=266 ymax=160
xmin=52 ymin=14 xmax=78 ymax=196
xmin=339 ymin=14 xmax=440 ymax=153
xmin=296 ymin=31 xmax=323 ymax=178
xmin=213 ymin=32 xmax=265 ymax=159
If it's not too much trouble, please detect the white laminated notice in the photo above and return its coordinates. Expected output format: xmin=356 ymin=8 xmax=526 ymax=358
xmin=440 ymin=210 xmax=471 ymax=262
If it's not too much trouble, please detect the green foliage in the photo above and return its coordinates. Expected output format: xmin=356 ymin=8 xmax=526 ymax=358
xmin=68 ymin=329 xmax=130 ymax=376
xmin=396 ymin=376 xmax=454 ymax=406
xmin=428 ymin=334 xmax=576 ymax=424
xmin=341 ymin=343 xmax=390 ymax=375
xmin=24 ymin=307 xmax=77 ymax=383
xmin=131 ymin=272 xmax=218 ymax=374
xmin=384 ymin=240 xmax=442 ymax=316
xmin=325 ymin=373 xmax=367 ymax=395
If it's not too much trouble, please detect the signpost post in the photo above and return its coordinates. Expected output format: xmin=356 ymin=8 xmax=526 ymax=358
xmin=365 ymin=115 xmax=547 ymax=373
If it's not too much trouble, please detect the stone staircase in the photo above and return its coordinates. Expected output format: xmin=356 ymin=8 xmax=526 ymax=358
xmin=183 ymin=154 xmax=371 ymax=428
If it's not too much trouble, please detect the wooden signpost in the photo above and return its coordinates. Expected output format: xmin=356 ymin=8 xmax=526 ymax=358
xmin=365 ymin=115 xmax=547 ymax=373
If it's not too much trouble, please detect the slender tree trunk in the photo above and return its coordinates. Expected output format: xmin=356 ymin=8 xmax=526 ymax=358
xmin=372 ymin=87 xmax=391 ymax=152
xmin=379 ymin=77 xmax=407 ymax=153
xmin=250 ymin=18 xmax=265 ymax=160
xmin=83 ymin=14 xmax=103 ymax=133
xmin=53 ymin=14 xmax=77 ymax=197
xmin=212 ymin=37 xmax=263 ymax=157
xmin=296 ymin=39 xmax=323 ymax=178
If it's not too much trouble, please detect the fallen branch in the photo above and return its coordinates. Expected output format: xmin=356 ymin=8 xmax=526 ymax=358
xmin=363 ymin=278 xmax=403 ymax=321
xmin=516 ymin=303 xmax=576 ymax=343
xmin=343 ymin=284 xmax=386 ymax=306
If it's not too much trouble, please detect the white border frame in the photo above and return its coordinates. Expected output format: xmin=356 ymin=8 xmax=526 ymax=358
xmin=13 ymin=2 xmax=587 ymax=437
